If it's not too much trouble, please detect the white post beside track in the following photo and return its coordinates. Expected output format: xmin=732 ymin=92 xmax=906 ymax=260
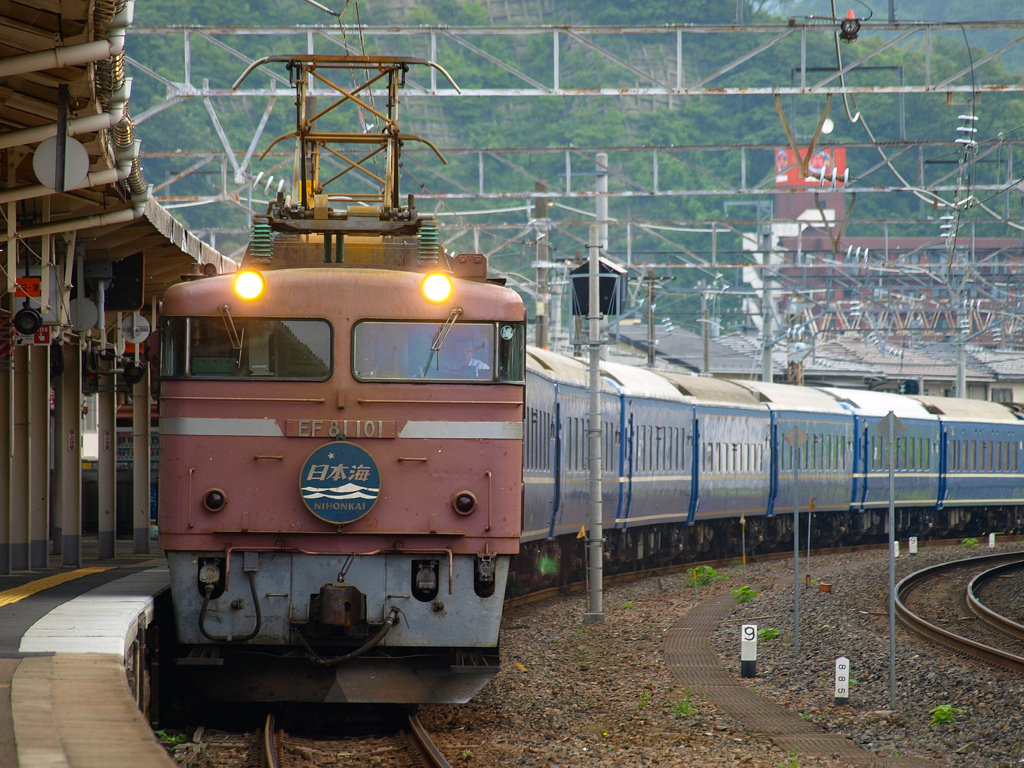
xmin=909 ymin=536 xmax=918 ymax=555
xmin=834 ymin=656 xmax=850 ymax=705
xmin=740 ymin=624 xmax=757 ymax=678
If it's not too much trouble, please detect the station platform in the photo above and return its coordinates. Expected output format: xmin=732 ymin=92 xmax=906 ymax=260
xmin=0 ymin=538 xmax=174 ymax=768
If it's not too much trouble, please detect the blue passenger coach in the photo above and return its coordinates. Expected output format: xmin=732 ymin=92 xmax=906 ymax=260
xmin=514 ymin=345 xmax=1024 ymax=594
xmin=738 ymin=382 xmax=854 ymax=544
xmin=914 ymin=396 xmax=1024 ymax=534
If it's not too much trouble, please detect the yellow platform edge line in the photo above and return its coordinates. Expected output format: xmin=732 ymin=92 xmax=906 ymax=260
xmin=0 ymin=567 xmax=115 ymax=607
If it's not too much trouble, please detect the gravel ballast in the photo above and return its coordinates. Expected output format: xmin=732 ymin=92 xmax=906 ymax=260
xmin=423 ymin=542 xmax=1024 ymax=768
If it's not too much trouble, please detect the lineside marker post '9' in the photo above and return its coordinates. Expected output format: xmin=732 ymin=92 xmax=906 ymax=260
xmin=909 ymin=536 xmax=918 ymax=555
xmin=834 ymin=656 xmax=850 ymax=705
xmin=741 ymin=624 xmax=757 ymax=678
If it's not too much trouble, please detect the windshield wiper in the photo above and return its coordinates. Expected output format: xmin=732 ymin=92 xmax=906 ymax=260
xmin=421 ymin=307 xmax=462 ymax=377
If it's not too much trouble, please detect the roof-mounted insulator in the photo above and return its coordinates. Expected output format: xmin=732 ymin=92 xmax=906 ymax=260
xmin=250 ymin=219 xmax=274 ymax=264
xmin=418 ymin=222 xmax=440 ymax=266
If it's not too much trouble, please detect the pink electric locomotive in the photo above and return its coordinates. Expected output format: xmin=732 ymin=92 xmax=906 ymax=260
xmin=157 ymin=56 xmax=525 ymax=703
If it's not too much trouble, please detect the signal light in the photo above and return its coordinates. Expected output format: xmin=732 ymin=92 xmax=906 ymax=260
xmin=422 ymin=273 xmax=452 ymax=303
xmin=13 ymin=305 xmax=42 ymax=335
xmin=234 ymin=270 xmax=265 ymax=300
xmin=839 ymin=9 xmax=860 ymax=42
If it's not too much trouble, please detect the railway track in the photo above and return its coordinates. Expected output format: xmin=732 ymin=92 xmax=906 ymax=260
xmin=258 ymin=711 xmax=453 ymax=768
xmin=895 ymin=551 xmax=1024 ymax=672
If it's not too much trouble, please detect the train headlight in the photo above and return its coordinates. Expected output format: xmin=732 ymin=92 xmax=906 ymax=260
xmin=422 ymin=273 xmax=452 ymax=303
xmin=234 ymin=270 xmax=265 ymax=300
xmin=451 ymin=490 xmax=477 ymax=515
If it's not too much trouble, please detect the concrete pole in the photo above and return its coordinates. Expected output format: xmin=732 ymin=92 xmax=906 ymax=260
xmin=646 ymin=269 xmax=656 ymax=368
xmin=761 ymin=235 xmax=774 ymax=383
xmin=886 ymin=413 xmax=897 ymax=709
xmin=61 ymin=335 xmax=82 ymax=567
xmin=52 ymin=335 xmax=65 ymax=557
xmin=132 ymin=372 xmax=151 ymax=553
xmin=793 ymin=455 xmax=799 ymax=656
xmin=595 ymin=153 xmax=608 ymax=254
xmin=28 ymin=343 xmax=49 ymax=567
xmin=534 ymin=182 xmax=550 ymax=349
xmin=12 ymin=344 xmax=28 ymax=569
xmin=97 ymin=351 xmax=116 ymax=558
xmin=0 ymin=332 xmax=11 ymax=574
xmin=957 ymin=324 xmax=967 ymax=398
xmin=702 ymin=283 xmax=710 ymax=375
xmin=584 ymin=223 xmax=605 ymax=624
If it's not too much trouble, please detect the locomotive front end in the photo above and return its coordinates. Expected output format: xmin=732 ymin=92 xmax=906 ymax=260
xmin=159 ymin=261 xmax=525 ymax=703
xmin=157 ymin=55 xmax=525 ymax=703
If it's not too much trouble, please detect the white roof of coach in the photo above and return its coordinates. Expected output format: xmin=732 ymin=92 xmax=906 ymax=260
xmin=910 ymin=396 xmax=1021 ymax=423
xmin=600 ymin=361 xmax=692 ymax=403
xmin=820 ymin=387 xmax=937 ymax=420
xmin=655 ymin=372 xmax=765 ymax=407
xmin=527 ymin=347 xmax=611 ymax=391
xmin=734 ymin=381 xmax=849 ymax=413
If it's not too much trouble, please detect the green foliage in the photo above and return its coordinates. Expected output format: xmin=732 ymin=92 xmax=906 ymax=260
xmin=671 ymin=689 xmax=694 ymax=715
xmin=639 ymin=691 xmax=651 ymax=708
xmin=758 ymin=627 xmax=780 ymax=640
xmin=731 ymin=585 xmax=758 ymax=603
xmin=929 ymin=704 xmax=962 ymax=724
xmin=129 ymin=0 xmax=1024 ymax=325
xmin=154 ymin=730 xmax=189 ymax=745
xmin=961 ymin=537 xmax=980 ymax=548
xmin=623 ymin=600 xmax=635 ymax=609
xmin=688 ymin=565 xmax=721 ymax=587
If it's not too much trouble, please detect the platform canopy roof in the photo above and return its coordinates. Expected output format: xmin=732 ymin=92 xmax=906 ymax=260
xmin=0 ymin=0 xmax=234 ymax=309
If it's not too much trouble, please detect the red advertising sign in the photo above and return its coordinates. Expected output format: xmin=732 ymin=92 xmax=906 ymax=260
xmin=67 ymin=428 xmax=77 ymax=452
xmin=775 ymin=147 xmax=847 ymax=187
xmin=101 ymin=429 xmax=112 ymax=453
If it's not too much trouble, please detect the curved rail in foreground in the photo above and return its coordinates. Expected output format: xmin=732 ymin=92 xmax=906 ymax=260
xmin=262 ymin=713 xmax=280 ymax=768
xmin=895 ymin=551 xmax=1024 ymax=672
xmin=967 ymin=560 xmax=1024 ymax=641
xmin=408 ymin=711 xmax=454 ymax=768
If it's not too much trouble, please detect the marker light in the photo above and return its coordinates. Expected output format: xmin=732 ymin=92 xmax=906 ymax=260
xmin=422 ymin=273 xmax=452 ymax=303
xmin=234 ymin=270 xmax=265 ymax=300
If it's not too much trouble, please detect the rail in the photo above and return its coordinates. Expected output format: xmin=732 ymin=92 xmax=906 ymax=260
xmin=895 ymin=551 xmax=1024 ymax=673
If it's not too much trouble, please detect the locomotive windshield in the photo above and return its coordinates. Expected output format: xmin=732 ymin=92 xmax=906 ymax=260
xmin=160 ymin=317 xmax=332 ymax=380
xmin=353 ymin=321 xmax=525 ymax=383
